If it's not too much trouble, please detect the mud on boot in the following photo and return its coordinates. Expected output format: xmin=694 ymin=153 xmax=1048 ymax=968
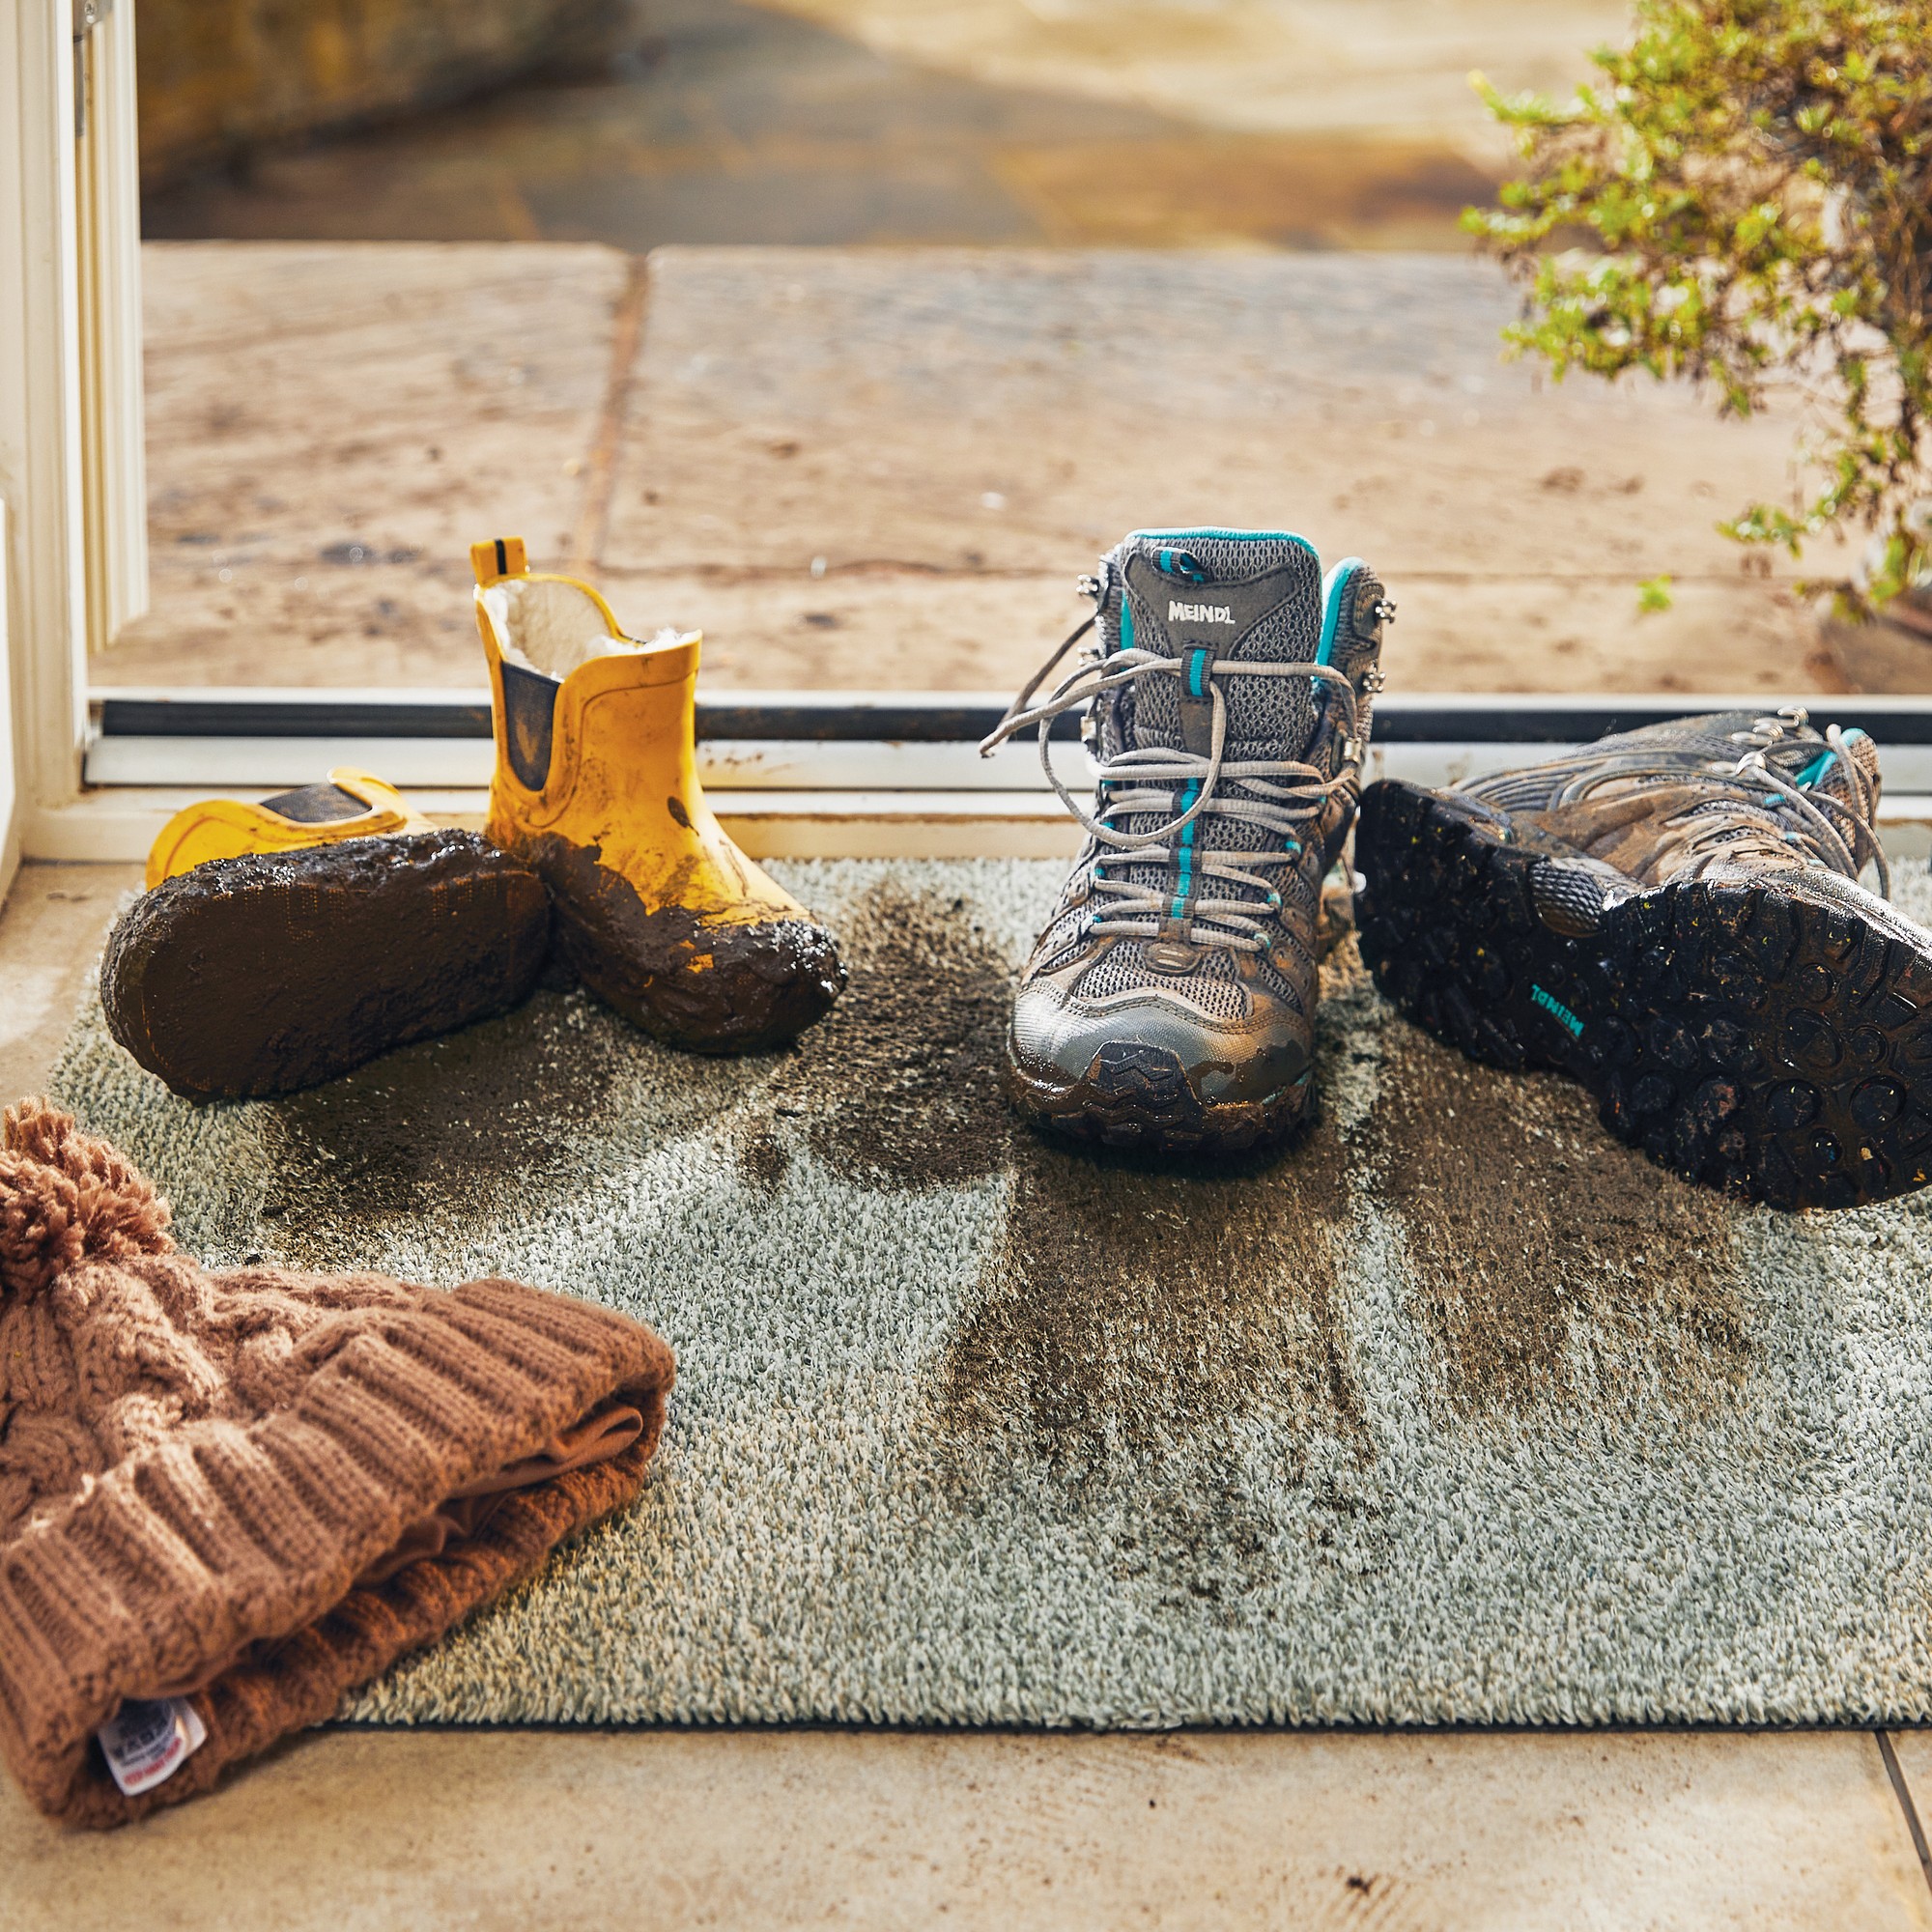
xmin=1354 ymin=707 xmax=1932 ymax=1210
xmin=103 ymin=822 xmax=551 ymax=1101
xmin=985 ymin=529 xmax=1390 ymax=1155
xmin=472 ymin=537 xmax=845 ymax=1053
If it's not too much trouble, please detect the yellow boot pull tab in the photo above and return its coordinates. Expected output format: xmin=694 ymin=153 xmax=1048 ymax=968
xmin=470 ymin=536 xmax=529 ymax=585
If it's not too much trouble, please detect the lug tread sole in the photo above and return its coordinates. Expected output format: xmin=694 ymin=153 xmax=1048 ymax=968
xmin=1004 ymin=1041 xmax=1306 ymax=1156
xmin=1354 ymin=781 xmax=1932 ymax=1211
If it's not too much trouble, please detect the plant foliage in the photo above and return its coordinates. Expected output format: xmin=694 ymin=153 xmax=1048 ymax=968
xmin=1466 ymin=0 xmax=1932 ymax=609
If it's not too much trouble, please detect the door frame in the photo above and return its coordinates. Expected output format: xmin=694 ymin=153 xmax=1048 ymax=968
xmin=0 ymin=0 xmax=146 ymax=897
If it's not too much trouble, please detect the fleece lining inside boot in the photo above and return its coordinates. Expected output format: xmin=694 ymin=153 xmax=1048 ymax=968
xmin=484 ymin=577 xmax=693 ymax=681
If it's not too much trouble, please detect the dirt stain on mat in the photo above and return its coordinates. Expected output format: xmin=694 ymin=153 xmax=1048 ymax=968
xmin=1368 ymin=1024 xmax=1748 ymax=1415
xmin=259 ymin=990 xmax=630 ymax=1266
xmin=739 ymin=881 xmax=1016 ymax=1192
xmin=735 ymin=1127 xmax=792 ymax=1190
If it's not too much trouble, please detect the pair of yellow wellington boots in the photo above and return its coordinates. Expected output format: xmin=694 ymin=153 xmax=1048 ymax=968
xmin=102 ymin=548 xmax=844 ymax=1099
xmin=469 ymin=536 xmax=844 ymax=1052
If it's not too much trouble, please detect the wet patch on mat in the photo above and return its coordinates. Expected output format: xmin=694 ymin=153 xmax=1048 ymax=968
xmin=729 ymin=882 xmax=1363 ymax=1480
xmin=1367 ymin=1022 xmax=1750 ymax=1417
xmin=258 ymin=989 xmax=640 ymax=1266
xmin=940 ymin=1127 xmax=1361 ymax=1475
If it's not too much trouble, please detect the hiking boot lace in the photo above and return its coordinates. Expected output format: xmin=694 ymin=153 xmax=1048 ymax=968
xmin=980 ymin=616 xmax=1364 ymax=952
xmin=1468 ymin=710 xmax=1889 ymax=897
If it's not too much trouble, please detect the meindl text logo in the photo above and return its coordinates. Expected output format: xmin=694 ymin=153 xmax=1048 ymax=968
xmin=1168 ymin=601 xmax=1235 ymax=624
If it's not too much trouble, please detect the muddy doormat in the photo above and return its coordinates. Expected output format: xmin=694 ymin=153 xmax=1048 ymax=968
xmin=46 ymin=860 xmax=1932 ymax=1727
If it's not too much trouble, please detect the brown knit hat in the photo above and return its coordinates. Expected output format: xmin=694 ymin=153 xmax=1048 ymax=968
xmin=0 ymin=1099 xmax=675 ymax=1828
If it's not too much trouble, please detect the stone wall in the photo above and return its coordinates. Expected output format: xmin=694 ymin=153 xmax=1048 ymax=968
xmin=136 ymin=0 xmax=629 ymax=185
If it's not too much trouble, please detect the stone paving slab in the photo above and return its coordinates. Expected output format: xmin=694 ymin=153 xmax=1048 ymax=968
xmin=105 ymin=242 xmax=1861 ymax=696
xmin=4 ymin=1727 xmax=1927 ymax=1930
xmin=612 ymin=248 xmax=1828 ymax=580
xmin=109 ymin=242 xmax=629 ymax=689
xmin=600 ymin=247 xmax=1851 ymax=697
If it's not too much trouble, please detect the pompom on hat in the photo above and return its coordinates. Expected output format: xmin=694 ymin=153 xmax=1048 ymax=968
xmin=0 ymin=1098 xmax=173 ymax=1296
xmin=0 ymin=1099 xmax=674 ymax=1827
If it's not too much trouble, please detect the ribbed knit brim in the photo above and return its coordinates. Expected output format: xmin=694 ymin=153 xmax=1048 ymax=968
xmin=0 ymin=1101 xmax=675 ymax=1828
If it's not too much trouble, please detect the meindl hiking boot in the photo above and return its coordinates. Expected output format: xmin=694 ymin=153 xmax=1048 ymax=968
xmin=1353 ymin=708 xmax=1927 ymax=1209
xmin=472 ymin=537 xmax=844 ymax=1052
xmin=983 ymin=528 xmax=1390 ymax=1152
xmin=103 ymin=777 xmax=551 ymax=1100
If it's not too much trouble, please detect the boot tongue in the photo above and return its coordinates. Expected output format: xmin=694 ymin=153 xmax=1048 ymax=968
xmin=1110 ymin=533 xmax=1324 ymax=758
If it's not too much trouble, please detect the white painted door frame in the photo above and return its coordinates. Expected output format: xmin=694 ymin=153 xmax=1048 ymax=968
xmin=0 ymin=0 xmax=147 ymax=898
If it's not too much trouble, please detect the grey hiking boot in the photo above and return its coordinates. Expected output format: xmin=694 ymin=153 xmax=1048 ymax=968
xmin=1353 ymin=708 xmax=1932 ymax=1209
xmin=981 ymin=528 xmax=1390 ymax=1153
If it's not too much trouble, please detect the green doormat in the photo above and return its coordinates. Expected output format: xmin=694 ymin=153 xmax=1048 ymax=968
xmin=47 ymin=860 xmax=1932 ymax=1727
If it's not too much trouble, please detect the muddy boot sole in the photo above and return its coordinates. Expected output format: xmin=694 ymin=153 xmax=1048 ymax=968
xmin=518 ymin=834 xmax=846 ymax=1054
xmin=101 ymin=831 xmax=552 ymax=1100
xmin=1354 ymin=780 xmax=1932 ymax=1210
xmin=1004 ymin=1039 xmax=1309 ymax=1156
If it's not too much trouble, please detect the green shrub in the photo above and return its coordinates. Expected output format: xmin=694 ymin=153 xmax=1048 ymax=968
xmin=1466 ymin=0 xmax=1931 ymax=612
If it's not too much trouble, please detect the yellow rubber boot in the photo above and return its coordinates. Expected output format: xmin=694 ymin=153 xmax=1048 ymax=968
xmin=471 ymin=537 xmax=845 ymax=1052
xmin=144 ymin=769 xmax=430 ymax=889
xmin=108 ymin=766 xmax=550 ymax=1101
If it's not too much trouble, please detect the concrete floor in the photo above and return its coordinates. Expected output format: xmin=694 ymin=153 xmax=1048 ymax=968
xmin=6 ymin=861 xmax=1932 ymax=1925
xmin=10 ymin=1726 xmax=1932 ymax=1930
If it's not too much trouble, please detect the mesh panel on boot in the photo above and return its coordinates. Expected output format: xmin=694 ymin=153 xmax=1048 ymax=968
xmin=1033 ymin=904 xmax=1091 ymax=976
xmin=1089 ymin=534 xmax=1327 ymax=977
xmin=1472 ymin=711 xmax=1853 ymax=813
xmin=1468 ymin=707 xmax=1888 ymax=883
xmin=1073 ymin=942 xmax=1249 ymax=1018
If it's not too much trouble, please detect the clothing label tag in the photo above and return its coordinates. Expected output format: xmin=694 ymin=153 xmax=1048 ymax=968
xmin=96 ymin=1697 xmax=208 ymax=1798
